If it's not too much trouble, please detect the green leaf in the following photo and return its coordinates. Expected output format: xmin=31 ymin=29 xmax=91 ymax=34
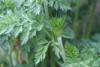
xmin=52 ymin=42 xmax=61 ymax=59
xmin=34 ymin=40 xmax=50 ymax=65
xmin=62 ymin=27 xmax=74 ymax=39
xmin=36 ymin=39 xmax=48 ymax=45
xmin=14 ymin=26 xmax=22 ymax=37
xmin=50 ymin=18 xmax=64 ymax=37
xmin=64 ymin=42 xmax=79 ymax=57
xmin=48 ymin=0 xmax=71 ymax=11
xmin=21 ymin=28 xmax=30 ymax=45
xmin=5 ymin=24 xmax=15 ymax=34
xmin=0 ymin=27 xmax=7 ymax=35
xmin=34 ymin=44 xmax=49 ymax=65
xmin=59 ymin=57 xmax=92 ymax=67
xmin=37 ymin=24 xmax=43 ymax=31
xmin=54 ymin=2 xmax=58 ymax=10
xmin=29 ymin=30 xmax=36 ymax=38
xmin=49 ymin=0 xmax=53 ymax=7
xmin=33 ymin=3 xmax=41 ymax=15
xmin=14 ymin=0 xmax=25 ymax=8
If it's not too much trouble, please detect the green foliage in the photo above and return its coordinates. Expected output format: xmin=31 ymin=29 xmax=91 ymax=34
xmin=51 ymin=41 xmax=61 ymax=59
xmin=59 ymin=33 xmax=100 ymax=67
xmin=64 ymin=42 xmax=79 ymax=57
xmin=62 ymin=27 xmax=74 ymax=39
xmin=0 ymin=0 xmax=71 ymax=66
xmin=50 ymin=18 xmax=64 ymax=37
xmin=0 ymin=9 xmax=43 ymax=45
xmin=48 ymin=0 xmax=71 ymax=11
xmin=34 ymin=40 xmax=49 ymax=65
xmin=0 ymin=0 xmax=99 ymax=67
xmin=60 ymin=43 xmax=100 ymax=67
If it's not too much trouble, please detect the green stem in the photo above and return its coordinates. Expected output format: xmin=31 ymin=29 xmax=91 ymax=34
xmin=9 ymin=53 xmax=13 ymax=67
xmin=41 ymin=60 xmax=46 ymax=67
xmin=73 ymin=0 xmax=81 ymax=39
xmin=43 ymin=29 xmax=52 ymax=39
xmin=41 ymin=53 xmax=48 ymax=67
xmin=43 ymin=2 xmax=56 ymax=67
xmin=82 ymin=16 xmax=87 ymax=37
xmin=86 ymin=1 xmax=97 ymax=38
xmin=43 ymin=2 xmax=53 ymax=39
xmin=57 ymin=36 xmax=66 ymax=61
xmin=50 ymin=47 xmax=55 ymax=67
xmin=44 ymin=2 xmax=49 ymax=20
xmin=0 ymin=46 xmax=13 ymax=67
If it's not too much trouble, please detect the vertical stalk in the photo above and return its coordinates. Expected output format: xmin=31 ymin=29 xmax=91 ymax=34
xmin=57 ymin=36 xmax=66 ymax=61
xmin=35 ymin=63 xmax=40 ymax=67
xmin=41 ymin=54 xmax=48 ymax=67
xmin=41 ymin=60 xmax=46 ymax=67
xmin=82 ymin=16 xmax=87 ymax=37
xmin=0 ymin=46 xmax=13 ymax=67
xmin=73 ymin=0 xmax=81 ymax=39
xmin=43 ymin=2 xmax=54 ymax=67
xmin=86 ymin=1 xmax=97 ymax=38
xmin=44 ymin=2 xmax=49 ymax=20
xmin=9 ymin=53 xmax=13 ymax=67
xmin=50 ymin=48 xmax=55 ymax=67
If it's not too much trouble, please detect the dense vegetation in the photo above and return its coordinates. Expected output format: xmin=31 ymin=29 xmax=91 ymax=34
xmin=0 ymin=0 xmax=100 ymax=67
